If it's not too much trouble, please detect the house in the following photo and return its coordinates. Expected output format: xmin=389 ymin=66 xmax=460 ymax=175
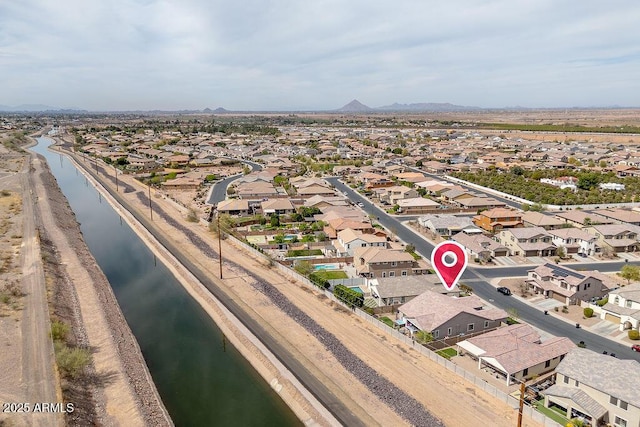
xmin=358 ymin=173 xmax=394 ymax=189
xmin=295 ymin=183 xmax=336 ymax=197
xmin=521 ymin=211 xmax=565 ymax=230
xmin=260 ymin=198 xmax=295 ymax=215
xmin=325 ymin=218 xmax=374 ymax=239
xmin=235 ymin=181 xmax=280 ymax=200
xmin=526 ymin=263 xmax=611 ymax=305
xmin=598 ymin=208 xmax=640 ymax=226
xmin=440 ymin=188 xmax=476 ymax=204
xmin=497 ymin=227 xmax=557 ymax=257
xmin=393 ymin=171 xmax=426 ymax=183
xmin=456 ymin=197 xmax=507 ymax=211
xmin=415 ymin=180 xmax=460 ymax=196
xmin=472 ymin=208 xmax=523 ymax=233
xmin=304 ymin=195 xmax=349 ymax=209
xmin=354 ymin=247 xmax=423 ymax=279
xmin=418 ymin=214 xmax=482 ymax=237
xmin=335 ymin=228 xmax=387 ymax=256
xmin=397 ymin=291 xmax=507 ymax=339
xmin=380 ymin=185 xmax=419 ymax=205
xmin=160 ymin=176 xmax=201 ymax=190
xmin=452 ymin=231 xmax=509 ymax=261
xmin=216 ymin=199 xmax=250 ymax=216
xmin=457 ymin=324 xmax=574 ymax=385
xmin=545 ymin=348 xmax=640 ymax=427
xmin=598 ymin=283 xmax=640 ymax=331
xmin=599 ymin=182 xmax=625 ymax=191
xmin=554 ymin=211 xmax=613 ymax=228
xmin=420 ymin=160 xmax=449 ymax=174
xmin=585 ymin=224 xmax=639 ymax=253
xmin=548 ymin=228 xmax=598 ymax=256
xmin=369 ymin=275 xmax=460 ymax=307
xmin=396 ymin=197 xmax=441 ymax=214
xmin=540 ymin=176 xmax=578 ymax=191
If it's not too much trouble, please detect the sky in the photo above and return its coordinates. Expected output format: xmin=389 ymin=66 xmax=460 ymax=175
xmin=1 ymin=0 xmax=640 ymax=111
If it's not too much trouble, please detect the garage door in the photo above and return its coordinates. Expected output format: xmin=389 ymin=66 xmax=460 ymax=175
xmin=552 ymin=292 xmax=566 ymax=303
xmin=604 ymin=313 xmax=620 ymax=324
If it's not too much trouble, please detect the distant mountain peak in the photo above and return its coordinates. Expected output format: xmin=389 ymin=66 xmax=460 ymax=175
xmin=337 ymin=99 xmax=373 ymax=112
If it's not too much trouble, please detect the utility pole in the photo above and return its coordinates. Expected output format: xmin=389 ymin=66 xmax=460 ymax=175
xmin=113 ymin=164 xmax=118 ymax=192
xmin=217 ymin=216 xmax=223 ymax=279
xmin=517 ymin=381 xmax=525 ymax=427
xmin=148 ymin=183 xmax=153 ymax=220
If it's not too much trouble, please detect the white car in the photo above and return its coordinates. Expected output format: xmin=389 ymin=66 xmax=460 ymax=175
xmin=357 ymin=202 xmax=364 ymax=207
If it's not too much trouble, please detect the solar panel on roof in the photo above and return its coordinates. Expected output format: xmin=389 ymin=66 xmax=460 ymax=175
xmin=544 ymin=263 xmax=585 ymax=279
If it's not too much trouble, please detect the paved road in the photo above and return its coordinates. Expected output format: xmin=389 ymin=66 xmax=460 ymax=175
xmin=206 ymin=158 xmax=262 ymax=205
xmin=20 ymin=157 xmax=59 ymax=427
xmin=328 ymin=177 xmax=640 ymax=362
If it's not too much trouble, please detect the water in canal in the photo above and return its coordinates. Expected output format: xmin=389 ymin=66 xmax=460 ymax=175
xmin=32 ymin=138 xmax=300 ymax=427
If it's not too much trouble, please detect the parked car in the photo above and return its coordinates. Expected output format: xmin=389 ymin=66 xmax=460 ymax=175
xmin=497 ymin=287 xmax=511 ymax=296
xmin=632 ymin=344 xmax=640 ymax=352
xmin=357 ymin=202 xmax=364 ymax=207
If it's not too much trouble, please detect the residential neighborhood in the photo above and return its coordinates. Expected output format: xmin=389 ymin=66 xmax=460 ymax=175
xmin=7 ymin=113 xmax=640 ymax=427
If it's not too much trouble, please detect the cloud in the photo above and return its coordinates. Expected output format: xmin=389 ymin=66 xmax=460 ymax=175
xmin=1 ymin=0 xmax=639 ymax=110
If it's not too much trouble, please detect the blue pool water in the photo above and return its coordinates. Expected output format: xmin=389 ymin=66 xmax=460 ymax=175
xmin=314 ymin=264 xmax=336 ymax=271
xmin=350 ymin=287 xmax=364 ymax=294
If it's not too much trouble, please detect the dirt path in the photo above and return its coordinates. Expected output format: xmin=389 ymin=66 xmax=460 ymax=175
xmin=20 ymin=165 xmax=60 ymax=427
xmin=71 ymin=148 xmax=541 ymax=427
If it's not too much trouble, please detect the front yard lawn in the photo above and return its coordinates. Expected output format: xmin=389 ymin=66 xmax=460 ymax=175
xmin=435 ymin=348 xmax=458 ymax=359
xmin=380 ymin=317 xmax=395 ymax=328
xmin=534 ymin=400 xmax=569 ymax=425
xmin=286 ymin=249 xmax=323 ymax=257
xmin=313 ymin=270 xmax=348 ymax=280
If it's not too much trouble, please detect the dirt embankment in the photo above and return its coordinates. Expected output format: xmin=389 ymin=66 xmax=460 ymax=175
xmin=31 ymin=152 xmax=171 ymax=426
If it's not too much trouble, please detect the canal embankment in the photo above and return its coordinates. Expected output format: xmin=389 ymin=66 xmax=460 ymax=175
xmin=47 ymin=139 xmax=340 ymax=426
xmin=28 ymin=144 xmax=172 ymax=426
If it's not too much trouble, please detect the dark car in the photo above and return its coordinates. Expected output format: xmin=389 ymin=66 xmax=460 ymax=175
xmin=632 ymin=344 xmax=640 ymax=352
xmin=497 ymin=287 xmax=511 ymax=296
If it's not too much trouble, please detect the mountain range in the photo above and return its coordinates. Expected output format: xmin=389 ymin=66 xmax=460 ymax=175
xmin=336 ymin=99 xmax=481 ymax=112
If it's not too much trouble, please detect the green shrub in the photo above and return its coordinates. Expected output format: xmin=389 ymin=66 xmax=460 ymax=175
xmin=54 ymin=342 xmax=92 ymax=378
xmin=629 ymin=330 xmax=640 ymax=340
xmin=51 ymin=320 xmax=69 ymax=342
xmin=596 ymin=298 xmax=608 ymax=307
xmin=583 ymin=307 xmax=594 ymax=318
xmin=333 ymin=284 xmax=363 ymax=308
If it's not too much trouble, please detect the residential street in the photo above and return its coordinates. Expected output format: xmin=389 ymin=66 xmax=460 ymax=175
xmin=328 ymin=177 xmax=640 ymax=362
xmin=206 ymin=158 xmax=262 ymax=205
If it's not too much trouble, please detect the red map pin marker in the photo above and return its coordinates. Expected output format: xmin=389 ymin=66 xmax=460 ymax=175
xmin=431 ymin=241 xmax=468 ymax=291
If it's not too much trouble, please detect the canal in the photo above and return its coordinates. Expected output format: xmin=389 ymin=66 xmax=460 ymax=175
xmin=31 ymin=137 xmax=299 ymax=426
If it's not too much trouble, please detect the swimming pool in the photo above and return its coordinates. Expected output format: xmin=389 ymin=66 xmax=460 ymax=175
xmin=350 ymin=287 xmax=364 ymax=294
xmin=314 ymin=264 xmax=337 ymax=271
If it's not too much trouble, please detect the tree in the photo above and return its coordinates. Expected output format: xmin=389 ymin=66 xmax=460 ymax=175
xmin=556 ymin=246 xmax=566 ymax=259
xmin=270 ymin=214 xmax=280 ymax=227
xmin=294 ymin=260 xmax=313 ymax=276
xmin=620 ymin=264 xmax=640 ymax=285
xmin=510 ymin=165 xmax=524 ymax=176
xmin=414 ymin=330 xmax=434 ymax=344
xmin=576 ymin=172 xmax=600 ymax=190
xmin=405 ymin=244 xmax=416 ymax=253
